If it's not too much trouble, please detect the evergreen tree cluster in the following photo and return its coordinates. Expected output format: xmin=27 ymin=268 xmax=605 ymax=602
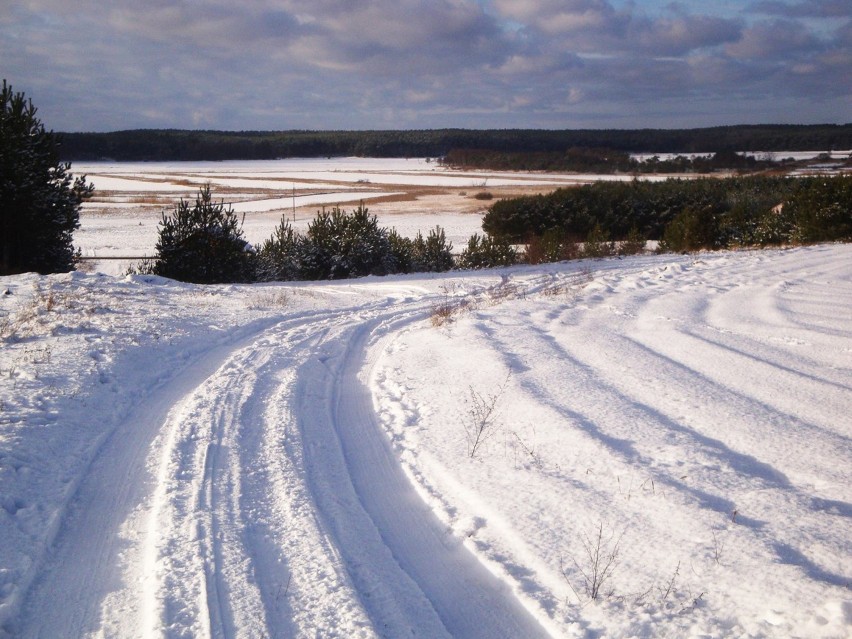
xmin=150 ymin=174 xmax=852 ymax=284
xmin=457 ymin=234 xmax=519 ymax=269
xmin=1 ymin=80 xmax=93 ymax=275
xmin=484 ymin=175 xmax=852 ymax=255
xmin=254 ymin=206 xmax=459 ymax=281
xmin=148 ymin=191 xmax=458 ymax=284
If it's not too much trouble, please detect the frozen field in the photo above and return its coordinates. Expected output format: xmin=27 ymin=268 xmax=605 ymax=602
xmin=1 ymin=243 xmax=850 ymax=638
xmin=75 ymin=158 xmax=677 ymax=274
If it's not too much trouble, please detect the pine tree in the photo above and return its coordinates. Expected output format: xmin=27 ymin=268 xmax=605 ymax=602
xmin=257 ymin=215 xmax=304 ymax=281
xmin=0 ymin=80 xmax=93 ymax=274
xmin=302 ymin=204 xmax=395 ymax=279
xmin=581 ymin=224 xmax=615 ymax=258
xmin=458 ymin=233 xmax=518 ymax=269
xmin=340 ymin=204 xmax=396 ymax=277
xmin=153 ymin=184 xmax=255 ymax=283
xmin=412 ymin=226 xmax=454 ymax=272
xmin=388 ymin=229 xmax=415 ymax=273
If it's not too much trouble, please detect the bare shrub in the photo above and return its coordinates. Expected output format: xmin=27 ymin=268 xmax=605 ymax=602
xmin=430 ymin=282 xmax=468 ymax=326
xmin=524 ymin=231 xmax=582 ymax=264
xmin=0 ymin=315 xmax=12 ymax=342
xmin=711 ymin=530 xmax=726 ymax=565
xmin=581 ymin=225 xmax=616 ymax=259
xmin=562 ymin=522 xmax=624 ymax=601
xmin=658 ymin=560 xmax=680 ymax=601
xmin=486 ymin=276 xmax=524 ymax=304
xmin=430 ymin=300 xmax=459 ymax=326
xmin=1 ymin=284 xmax=67 ymax=342
xmin=541 ymin=268 xmax=593 ymax=298
xmin=463 ymin=374 xmax=510 ymax=458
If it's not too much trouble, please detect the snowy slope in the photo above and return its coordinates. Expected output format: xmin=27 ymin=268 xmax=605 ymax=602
xmin=1 ymin=245 xmax=850 ymax=638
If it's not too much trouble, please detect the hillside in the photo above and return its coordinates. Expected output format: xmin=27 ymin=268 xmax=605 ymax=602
xmin=1 ymin=245 xmax=850 ymax=638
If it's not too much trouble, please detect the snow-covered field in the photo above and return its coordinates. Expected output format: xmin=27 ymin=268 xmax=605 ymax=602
xmin=1 ymin=242 xmax=850 ymax=638
xmin=75 ymin=158 xmax=684 ymax=274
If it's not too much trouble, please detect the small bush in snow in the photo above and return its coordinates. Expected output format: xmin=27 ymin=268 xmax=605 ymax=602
xmin=463 ymin=374 xmax=510 ymax=458
xmin=657 ymin=205 xmax=723 ymax=253
xmin=412 ymin=226 xmax=455 ymax=272
xmin=256 ymin=216 xmax=304 ymax=281
xmin=580 ymin=224 xmax=616 ymax=259
xmin=430 ymin=283 xmax=467 ymax=326
xmin=458 ymin=233 xmax=518 ymax=269
xmin=562 ymin=522 xmax=624 ymax=602
xmin=524 ymin=229 xmax=581 ymax=264
xmin=388 ymin=226 xmax=455 ymax=274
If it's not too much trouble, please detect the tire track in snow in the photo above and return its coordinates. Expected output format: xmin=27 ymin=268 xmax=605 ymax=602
xmin=137 ymin=309 xmax=393 ymax=638
xmin=14 ymin=289 xmax=551 ymax=638
xmin=12 ymin=318 xmax=285 ymax=639
xmin=295 ymin=307 xmax=551 ymax=638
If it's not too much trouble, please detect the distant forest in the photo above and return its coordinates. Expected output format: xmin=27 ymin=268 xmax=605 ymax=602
xmin=57 ymin=125 xmax=852 ymax=162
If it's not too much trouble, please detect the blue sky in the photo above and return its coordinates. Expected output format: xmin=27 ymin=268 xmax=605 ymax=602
xmin=2 ymin=0 xmax=849 ymax=131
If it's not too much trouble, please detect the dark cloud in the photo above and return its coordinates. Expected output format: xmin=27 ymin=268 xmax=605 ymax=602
xmin=750 ymin=1 xmax=852 ymax=19
xmin=0 ymin=0 xmax=847 ymax=131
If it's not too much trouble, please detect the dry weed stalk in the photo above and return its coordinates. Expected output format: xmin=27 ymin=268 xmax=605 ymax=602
xmin=562 ymin=521 xmax=624 ymax=601
xmin=464 ymin=373 xmax=511 ymax=458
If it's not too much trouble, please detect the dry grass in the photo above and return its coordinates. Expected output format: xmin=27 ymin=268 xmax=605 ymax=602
xmin=430 ymin=278 xmax=532 ymax=327
xmin=128 ymin=195 xmax=174 ymax=205
xmin=247 ymin=290 xmax=289 ymax=309
xmin=541 ymin=268 xmax=593 ymax=298
xmin=0 ymin=284 xmax=86 ymax=342
xmin=430 ymin=282 xmax=468 ymax=326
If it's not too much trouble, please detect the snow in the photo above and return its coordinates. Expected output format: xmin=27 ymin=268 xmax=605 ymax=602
xmin=227 ymin=191 xmax=404 ymax=213
xmin=631 ymin=150 xmax=852 ymax=162
xmin=76 ymin=158 xmax=574 ymax=188
xmin=1 ymin=243 xmax=850 ymax=638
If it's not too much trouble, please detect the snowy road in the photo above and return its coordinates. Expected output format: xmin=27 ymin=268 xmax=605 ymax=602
xmin=12 ymin=291 xmax=549 ymax=638
xmin=2 ymin=245 xmax=850 ymax=638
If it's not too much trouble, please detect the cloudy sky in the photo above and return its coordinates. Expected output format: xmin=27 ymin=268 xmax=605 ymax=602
xmin=2 ymin=0 xmax=849 ymax=131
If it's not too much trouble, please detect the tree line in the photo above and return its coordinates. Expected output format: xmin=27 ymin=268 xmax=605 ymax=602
xmin=147 ymin=172 xmax=852 ymax=285
xmin=439 ymin=147 xmax=810 ymax=173
xmin=58 ymin=125 xmax=852 ymax=162
xmin=482 ymin=174 xmax=852 ymax=255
